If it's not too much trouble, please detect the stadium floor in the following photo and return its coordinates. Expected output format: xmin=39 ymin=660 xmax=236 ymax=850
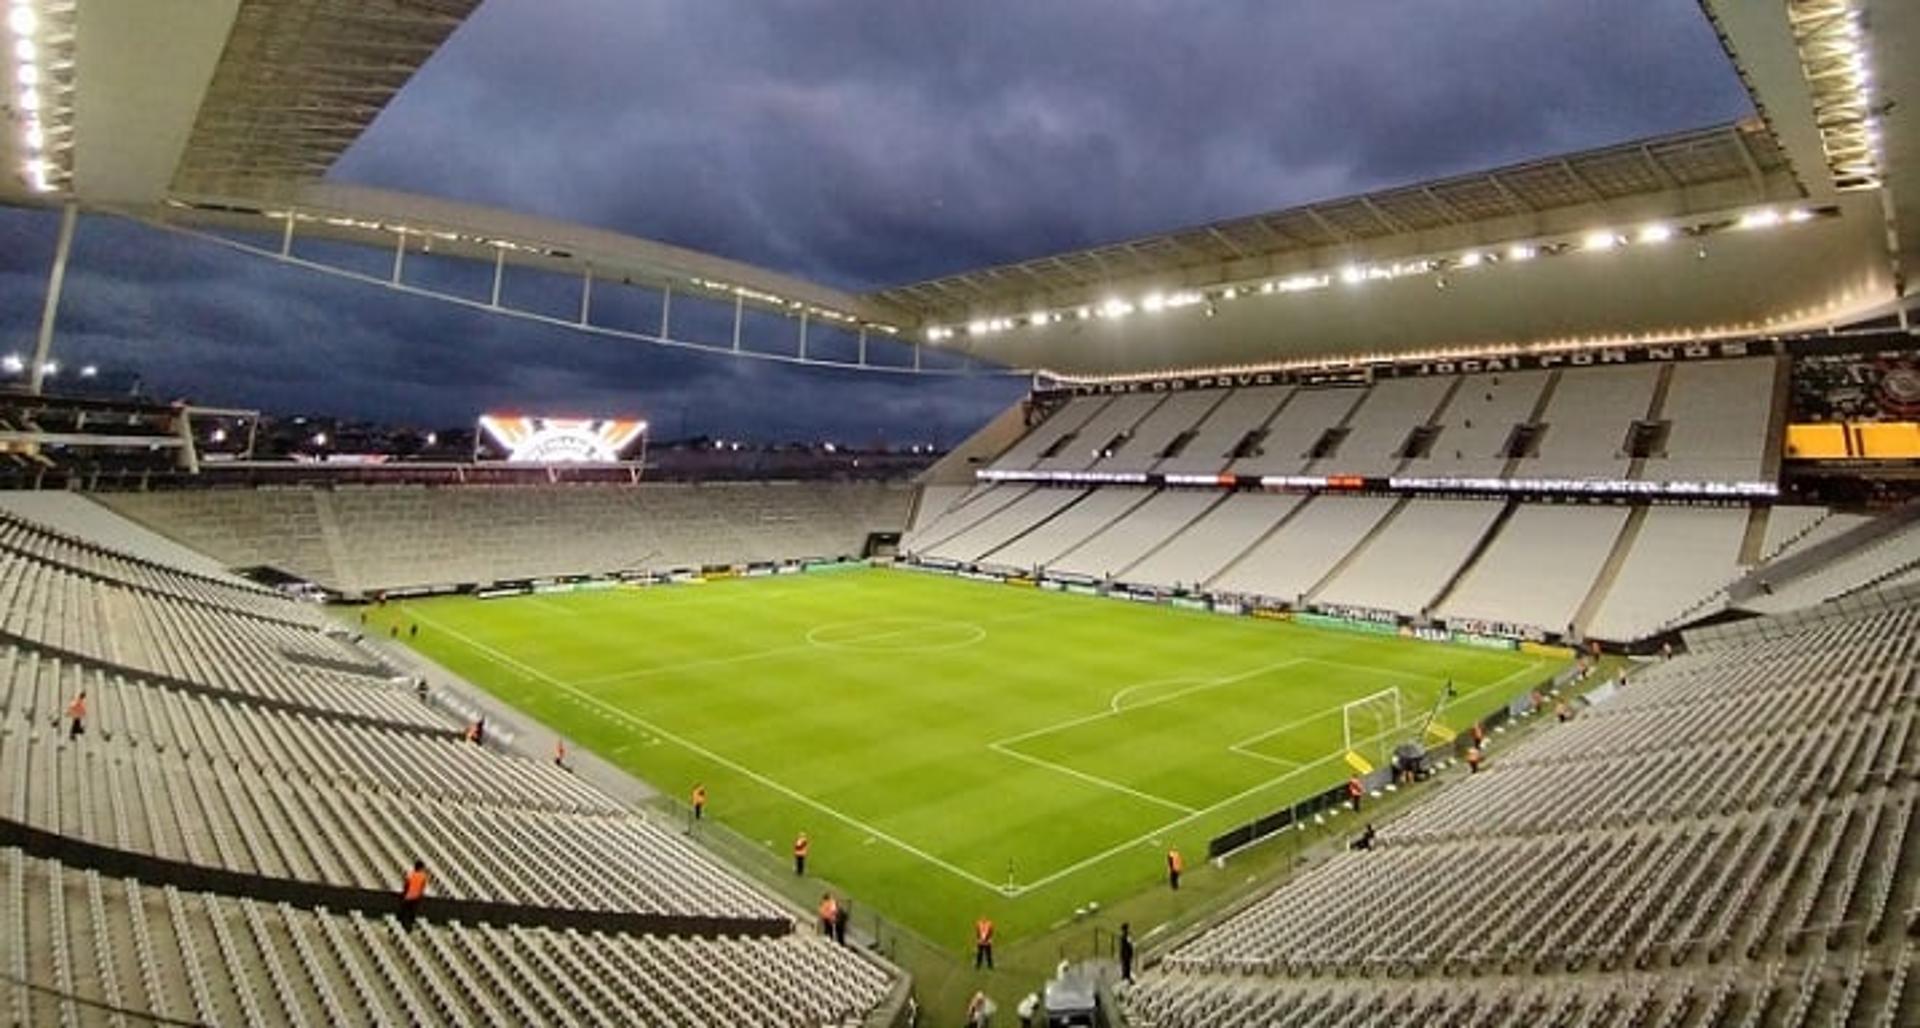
xmin=382 ymin=568 xmax=1563 ymax=949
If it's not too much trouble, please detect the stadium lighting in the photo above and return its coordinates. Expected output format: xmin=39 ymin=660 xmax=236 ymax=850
xmin=78 ymin=363 xmax=96 ymax=377
xmin=0 ymin=354 xmax=19 ymax=374
xmin=312 ymin=432 xmax=328 ymax=446
xmin=966 ymin=320 xmax=989 ymax=337
xmin=425 ymin=432 xmax=438 ymax=446
xmin=1787 ymin=208 xmax=1814 ymax=223
xmin=17 ymin=88 xmax=35 ymax=111
xmin=1339 ymin=265 xmax=1366 ymax=285
xmin=1636 ymin=224 xmax=1674 ymax=245
xmin=40 ymin=360 xmax=55 ymax=376
xmin=7 ymin=5 xmax=34 ymax=35
xmin=1099 ymin=298 xmax=1133 ymax=319
xmin=15 ymin=62 xmax=34 ymax=87
xmin=1738 ymin=209 xmax=1781 ymax=230
xmin=1028 ymin=311 xmax=1050 ymax=327
xmin=13 ymin=37 xmax=31 ymax=61
xmin=1141 ymin=292 xmax=1166 ymax=312
xmin=1457 ymin=252 xmax=1483 ymax=268
xmin=1581 ymin=230 xmax=1619 ymax=251
xmin=1506 ymin=244 xmax=1536 ymax=262
xmin=210 ymin=428 xmax=228 ymax=444
xmin=1221 ymin=287 xmax=1238 ymax=300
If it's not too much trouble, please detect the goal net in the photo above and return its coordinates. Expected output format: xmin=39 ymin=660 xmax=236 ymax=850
xmin=1340 ymin=688 xmax=1404 ymax=771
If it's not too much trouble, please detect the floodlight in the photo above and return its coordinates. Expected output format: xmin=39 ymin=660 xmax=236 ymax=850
xmin=210 ymin=428 xmax=227 ymax=444
xmin=1506 ymin=244 xmax=1536 ymax=262
xmin=17 ymin=87 xmax=36 ymax=111
xmin=16 ymin=62 xmax=35 ymax=86
xmin=14 ymin=38 xmax=32 ymax=61
xmin=79 ymin=363 xmax=95 ymax=377
xmin=1582 ymin=230 xmax=1618 ymax=251
xmin=8 ymin=6 xmax=35 ymax=36
xmin=1339 ymin=266 xmax=1365 ymax=285
xmin=1636 ymin=224 xmax=1673 ymax=245
xmin=1737 ymin=209 xmax=1781 ymax=230
xmin=1 ymin=354 xmax=21 ymax=373
xmin=1457 ymin=252 xmax=1483 ymax=268
xmin=1786 ymin=208 xmax=1813 ymax=223
xmin=1141 ymin=293 xmax=1165 ymax=312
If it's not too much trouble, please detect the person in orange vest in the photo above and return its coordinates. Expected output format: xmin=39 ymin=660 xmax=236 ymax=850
xmin=1167 ymin=847 xmax=1184 ymax=891
xmin=793 ymin=831 xmax=809 ymax=876
xmin=399 ymin=859 xmax=429 ymax=928
xmin=691 ymin=783 xmax=707 ymax=821
xmin=973 ymin=915 xmax=995 ymax=969
xmin=1346 ymin=776 xmax=1364 ymax=813
xmin=817 ymin=892 xmax=838 ymax=938
xmin=65 ymin=690 xmax=86 ymax=742
xmin=1466 ymin=745 xmax=1484 ymax=773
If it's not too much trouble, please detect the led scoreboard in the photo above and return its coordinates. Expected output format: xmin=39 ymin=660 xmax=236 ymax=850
xmin=475 ymin=414 xmax=647 ymax=463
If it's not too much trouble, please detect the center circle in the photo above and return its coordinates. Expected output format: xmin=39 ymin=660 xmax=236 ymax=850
xmin=805 ymin=617 xmax=987 ymax=652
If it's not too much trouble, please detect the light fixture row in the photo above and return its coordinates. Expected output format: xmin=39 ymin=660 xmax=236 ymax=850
xmin=925 ymin=205 xmax=1833 ymax=343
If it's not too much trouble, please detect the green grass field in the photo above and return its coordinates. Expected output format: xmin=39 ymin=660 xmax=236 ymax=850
xmin=383 ymin=568 xmax=1561 ymax=952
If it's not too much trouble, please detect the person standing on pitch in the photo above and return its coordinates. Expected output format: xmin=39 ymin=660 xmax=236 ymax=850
xmin=974 ymin=914 xmax=995 ymax=969
xmin=1119 ymin=922 xmax=1135 ymax=983
xmin=1166 ymin=847 xmax=1184 ymax=891
xmin=793 ymin=831 xmax=809 ymax=876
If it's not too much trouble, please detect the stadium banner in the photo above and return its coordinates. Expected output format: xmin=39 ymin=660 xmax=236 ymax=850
xmin=1447 ymin=617 xmax=1548 ymax=642
xmin=1451 ymin=631 xmax=1519 ymax=651
xmin=1005 ymin=576 xmax=1039 ymax=588
xmin=476 ymin=584 xmax=533 ymax=599
xmin=1213 ymin=600 xmax=1246 ymax=616
xmin=802 ymin=560 xmax=863 ymax=573
xmin=1040 ymin=580 xmax=1066 ymax=592
xmin=1519 ymin=640 xmax=1576 ymax=659
xmin=1249 ymin=608 xmax=1291 ymax=622
xmin=1045 ymin=338 xmax=1765 ymax=398
xmin=1066 ymin=583 xmax=1099 ymax=596
xmin=1171 ymin=597 xmax=1209 ymax=611
xmin=1294 ymin=612 xmax=1398 ymax=635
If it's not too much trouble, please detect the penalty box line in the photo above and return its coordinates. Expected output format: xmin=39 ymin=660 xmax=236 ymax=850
xmin=407 ymin=609 xmax=1015 ymax=897
xmin=1009 ymin=657 xmax=1557 ymax=896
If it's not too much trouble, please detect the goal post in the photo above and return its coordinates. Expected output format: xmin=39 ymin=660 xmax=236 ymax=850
xmin=1341 ymin=687 xmax=1404 ymax=757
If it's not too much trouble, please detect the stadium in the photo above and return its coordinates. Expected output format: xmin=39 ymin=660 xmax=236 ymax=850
xmin=0 ymin=1 xmax=1917 ymax=1026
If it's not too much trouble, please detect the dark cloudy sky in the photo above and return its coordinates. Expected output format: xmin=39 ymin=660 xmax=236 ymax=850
xmin=0 ymin=0 xmax=1752 ymax=441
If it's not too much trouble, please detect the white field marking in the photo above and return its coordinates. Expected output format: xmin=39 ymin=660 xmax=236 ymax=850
xmin=993 ymin=659 xmax=1306 ymax=750
xmin=804 ymin=617 xmax=987 ymax=653
xmin=409 ymin=608 xmax=1015 ymax=895
xmin=565 ymin=601 xmax=1075 ymax=688
xmin=1107 ymin=677 xmax=1212 ymax=714
xmin=985 ymin=741 xmax=1197 ymax=815
xmin=1007 ymin=659 xmax=1556 ymax=895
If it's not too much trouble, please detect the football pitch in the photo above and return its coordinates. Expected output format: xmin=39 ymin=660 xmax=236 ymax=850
xmin=385 ymin=568 xmax=1564 ymax=949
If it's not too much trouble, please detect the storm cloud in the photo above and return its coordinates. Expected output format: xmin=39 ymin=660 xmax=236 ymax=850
xmin=0 ymin=0 xmax=1751 ymax=435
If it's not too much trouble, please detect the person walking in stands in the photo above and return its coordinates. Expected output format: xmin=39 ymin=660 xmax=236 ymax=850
xmin=793 ymin=831 xmax=809 ymax=876
xmin=834 ymin=897 xmax=851 ymax=947
xmin=1466 ymin=745 xmax=1484 ymax=774
xmin=553 ymin=738 xmax=567 ymax=768
xmin=973 ymin=915 xmax=995 ymax=969
xmin=817 ymin=893 xmax=838 ymax=937
xmin=1118 ymin=922 xmax=1135 ymax=983
xmin=65 ymin=690 xmax=86 ymax=741
xmin=399 ymin=859 xmax=429 ymax=928
xmin=1346 ymin=775 xmax=1365 ymax=813
xmin=691 ymin=783 xmax=706 ymax=821
xmin=1166 ymin=847 xmax=1184 ymax=891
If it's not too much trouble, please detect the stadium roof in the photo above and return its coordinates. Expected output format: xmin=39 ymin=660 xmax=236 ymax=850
xmin=0 ymin=0 xmax=1913 ymax=376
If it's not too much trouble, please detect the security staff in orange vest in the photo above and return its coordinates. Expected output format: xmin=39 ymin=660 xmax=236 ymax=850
xmin=974 ymin=915 xmax=995 ymax=969
xmin=1167 ymin=847 xmax=1185 ymax=891
xmin=399 ymin=859 xmax=429 ymax=928
xmin=65 ymin=691 xmax=86 ymax=741
xmin=818 ymin=893 xmax=838 ymax=937
xmin=793 ymin=831 xmax=809 ymax=876
xmin=691 ymin=783 xmax=707 ymax=821
xmin=1347 ymin=775 xmax=1365 ymax=813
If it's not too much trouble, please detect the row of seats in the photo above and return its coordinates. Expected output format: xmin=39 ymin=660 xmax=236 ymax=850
xmin=1 ymin=850 xmax=890 ymax=1027
xmin=1129 ymin=596 xmax=1919 ymax=1027
xmin=999 ymin=357 xmax=1777 ymax=483
xmin=1128 ymin=945 xmax=1912 ymax=1028
xmin=96 ymin=482 xmax=913 ymax=595
xmin=0 ymin=550 xmax=440 ymax=730
xmin=0 ymin=496 xmax=902 ymax=1023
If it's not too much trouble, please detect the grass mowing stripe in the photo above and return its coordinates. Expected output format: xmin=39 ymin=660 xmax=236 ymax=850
xmin=406 ymin=606 xmax=1016 ymax=896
